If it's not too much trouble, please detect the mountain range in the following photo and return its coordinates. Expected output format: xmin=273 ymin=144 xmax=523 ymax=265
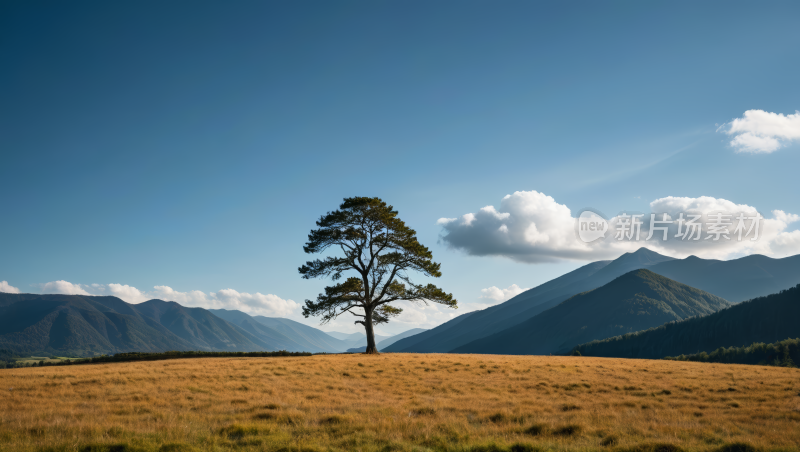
xmin=451 ymin=269 xmax=730 ymax=355
xmin=0 ymin=293 xmax=421 ymax=356
xmin=3 ymin=247 xmax=799 ymax=360
xmin=386 ymin=248 xmax=800 ymax=353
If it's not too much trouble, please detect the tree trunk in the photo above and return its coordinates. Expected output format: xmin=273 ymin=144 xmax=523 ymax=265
xmin=363 ymin=306 xmax=379 ymax=354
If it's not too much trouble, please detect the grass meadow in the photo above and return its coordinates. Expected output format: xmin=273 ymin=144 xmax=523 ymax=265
xmin=0 ymin=354 xmax=798 ymax=452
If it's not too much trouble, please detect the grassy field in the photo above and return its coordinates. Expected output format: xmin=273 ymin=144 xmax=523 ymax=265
xmin=0 ymin=354 xmax=798 ymax=452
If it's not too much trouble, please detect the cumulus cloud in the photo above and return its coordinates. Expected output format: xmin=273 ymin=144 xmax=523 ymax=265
xmin=720 ymin=109 xmax=800 ymax=153
xmin=106 ymin=283 xmax=149 ymax=303
xmin=36 ymin=281 xmax=298 ymax=317
xmin=214 ymin=289 xmax=297 ymax=317
xmin=40 ymin=280 xmax=92 ymax=295
xmin=392 ymin=300 xmax=464 ymax=329
xmin=439 ymin=190 xmax=635 ymax=262
xmin=641 ymin=196 xmax=800 ymax=259
xmin=439 ymin=190 xmax=800 ymax=263
xmin=152 ymin=285 xmax=211 ymax=306
xmin=480 ymin=284 xmax=530 ymax=302
xmin=0 ymin=281 xmax=20 ymax=293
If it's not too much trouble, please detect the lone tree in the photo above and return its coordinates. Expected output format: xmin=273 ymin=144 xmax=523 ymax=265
xmin=300 ymin=197 xmax=457 ymax=354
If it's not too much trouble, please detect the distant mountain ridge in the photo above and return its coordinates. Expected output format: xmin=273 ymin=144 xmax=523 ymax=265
xmin=0 ymin=294 xmax=327 ymax=356
xmin=0 ymin=292 xmax=433 ymax=356
xmin=386 ymin=248 xmax=800 ymax=353
xmin=208 ymin=310 xmax=354 ymax=353
xmin=185 ymin=308 xmax=302 ymax=351
xmin=645 ymin=253 xmax=800 ymax=303
xmin=0 ymin=294 xmax=204 ymax=355
xmin=346 ymin=328 xmax=427 ymax=353
xmin=4 ymin=249 xmax=799 ymax=358
xmin=573 ymin=283 xmax=800 ymax=359
xmin=325 ymin=331 xmax=364 ymax=341
xmin=385 ymin=248 xmax=675 ymax=353
xmin=451 ymin=269 xmax=731 ymax=355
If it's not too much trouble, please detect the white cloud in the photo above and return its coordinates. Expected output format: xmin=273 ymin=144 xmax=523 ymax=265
xmin=392 ymin=300 xmax=463 ymax=329
xmin=213 ymin=289 xmax=298 ymax=317
xmin=439 ymin=190 xmax=800 ymax=263
xmin=396 ymin=304 xmax=428 ymax=324
xmin=721 ymin=109 xmax=800 ymax=153
xmin=642 ymin=197 xmax=800 ymax=259
xmin=35 ymin=281 xmax=298 ymax=317
xmin=106 ymin=283 xmax=149 ymax=303
xmin=439 ymin=190 xmax=633 ymax=263
xmin=480 ymin=284 xmax=530 ymax=302
xmin=152 ymin=285 xmax=211 ymax=306
xmin=0 ymin=281 xmax=20 ymax=294
xmin=41 ymin=280 xmax=91 ymax=295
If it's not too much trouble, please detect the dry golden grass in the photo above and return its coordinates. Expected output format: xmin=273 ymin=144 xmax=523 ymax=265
xmin=1 ymin=354 xmax=799 ymax=452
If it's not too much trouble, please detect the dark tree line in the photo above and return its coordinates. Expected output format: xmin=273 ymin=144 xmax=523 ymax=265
xmin=0 ymin=350 xmax=311 ymax=370
xmin=573 ymin=284 xmax=800 ymax=360
xmin=666 ymin=338 xmax=798 ymax=367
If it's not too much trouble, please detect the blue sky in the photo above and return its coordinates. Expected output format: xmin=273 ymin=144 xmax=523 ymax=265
xmin=2 ymin=1 xmax=799 ymax=334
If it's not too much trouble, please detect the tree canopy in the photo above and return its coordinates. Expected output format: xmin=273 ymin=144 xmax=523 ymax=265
xmin=299 ymin=197 xmax=456 ymax=353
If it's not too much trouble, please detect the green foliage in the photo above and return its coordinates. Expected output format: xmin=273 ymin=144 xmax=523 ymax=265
xmin=300 ymin=197 xmax=456 ymax=351
xmin=665 ymin=338 xmax=800 ymax=367
xmin=573 ymin=284 xmax=800 ymax=360
xmin=0 ymin=350 xmax=310 ymax=371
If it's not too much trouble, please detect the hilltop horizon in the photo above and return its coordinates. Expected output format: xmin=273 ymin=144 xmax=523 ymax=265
xmin=4 ymin=247 xmax=799 ymax=336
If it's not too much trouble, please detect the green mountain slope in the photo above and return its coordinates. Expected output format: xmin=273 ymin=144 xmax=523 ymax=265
xmin=208 ymin=309 xmax=329 ymax=352
xmin=573 ymin=284 xmax=800 ymax=359
xmin=0 ymin=294 xmax=194 ymax=355
xmin=387 ymin=249 xmax=800 ymax=354
xmin=452 ymin=269 xmax=731 ymax=355
xmin=0 ymin=294 xmax=279 ymax=356
xmin=131 ymin=300 xmax=271 ymax=351
xmin=386 ymin=248 xmax=672 ymax=353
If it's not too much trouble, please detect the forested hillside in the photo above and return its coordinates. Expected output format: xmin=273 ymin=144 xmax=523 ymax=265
xmin=573 ymin=284 xmax=800 ymax=359
xmin=387 ymin=249 xmax=800 ymax=354
xmin=0 ymin=294 xmax=275 ymax=356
